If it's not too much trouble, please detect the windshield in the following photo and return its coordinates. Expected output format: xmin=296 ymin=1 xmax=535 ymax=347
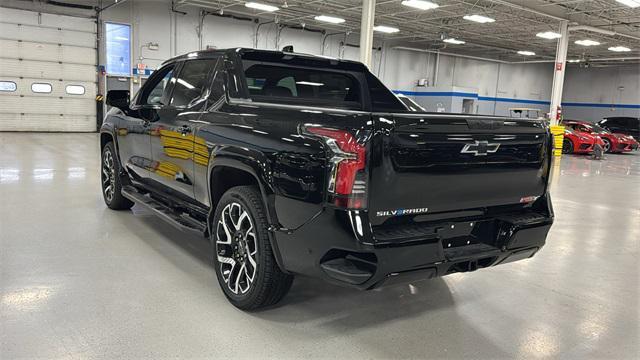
xmin=588 ymin=124 xmax=610 ymax=134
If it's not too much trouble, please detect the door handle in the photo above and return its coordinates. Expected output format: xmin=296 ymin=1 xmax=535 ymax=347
xmin=180 ymin=125 xmax=192 ymax=136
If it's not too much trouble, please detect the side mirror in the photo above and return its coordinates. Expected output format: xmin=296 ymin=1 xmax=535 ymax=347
xmin=106 ymin=90 xmax=130 ymax=110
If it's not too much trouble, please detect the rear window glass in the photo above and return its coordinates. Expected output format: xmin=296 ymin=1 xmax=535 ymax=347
xmin=0 ymin=81 xmax=17 ymax=92
xmin=243 ymin=63 xmax=362 ymax=110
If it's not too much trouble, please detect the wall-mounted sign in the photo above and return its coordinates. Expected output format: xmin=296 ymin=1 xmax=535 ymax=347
xmin=555 ymin=62 xmax=563 ymax=71
xmin=105 ymin=22 xmax=131 ymax=77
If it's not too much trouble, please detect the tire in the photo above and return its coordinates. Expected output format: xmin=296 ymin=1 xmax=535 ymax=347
xmin=602 ymin=138 xmax=612 ymax=153
xmin=101 ymin=141 xmax=134 ymax=210
xmin=211 ymin=186 xmax=293 ymax=310
xmin=562 ymin=138 xmax=574 ymax=154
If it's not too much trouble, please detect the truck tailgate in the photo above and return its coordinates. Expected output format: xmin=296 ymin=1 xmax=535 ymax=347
xmin=368 ymin=114 xmax=551 ymax=226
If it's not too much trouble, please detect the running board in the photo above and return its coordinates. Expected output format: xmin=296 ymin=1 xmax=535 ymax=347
xmin=121 ymin=186 xmax=207 ymax=236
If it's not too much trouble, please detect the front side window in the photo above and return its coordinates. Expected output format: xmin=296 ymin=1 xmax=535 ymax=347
xmin=139 ymin=65 xmax=174 ymax=106
xmin=243 ymin=63 xmax=362 ymax=110
xmin=170 ymin=59 xmax=217 ymax=108
xmin=0 ymin=81 xmax=17 ymax=92
xmin=32 ymin=83 xmax=52 ymax=93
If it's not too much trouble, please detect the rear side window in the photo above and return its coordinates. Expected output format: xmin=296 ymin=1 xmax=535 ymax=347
xmin=0 ymin=81 xmax=16 ymax=92
xmin=170 ymin=59 xmax=217 ymax=108
xmin=243 ymin=63 xmax=362 ymax=110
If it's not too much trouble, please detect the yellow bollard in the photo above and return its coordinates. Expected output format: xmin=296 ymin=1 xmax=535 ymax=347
xmin=549 ymin=125 xmax=565 ymax=157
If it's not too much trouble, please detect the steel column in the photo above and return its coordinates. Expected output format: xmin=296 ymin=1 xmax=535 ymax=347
xmin=359 ymin=0 xmax=376 ymax=68
xmin=549 ymin=20 xmax=569 ymax=125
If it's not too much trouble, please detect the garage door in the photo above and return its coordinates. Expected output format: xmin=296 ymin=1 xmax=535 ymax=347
xmin=0 ymin=8 xmax=97 ymax=132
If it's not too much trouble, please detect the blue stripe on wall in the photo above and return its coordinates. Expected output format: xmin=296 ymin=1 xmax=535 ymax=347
xmin=393 ymin=90 xmax=640 ymax=109
xmin=394 ymin=90 xmax=479 ymax=98
xmin=478 ymin=96 xmax=550 ymax=105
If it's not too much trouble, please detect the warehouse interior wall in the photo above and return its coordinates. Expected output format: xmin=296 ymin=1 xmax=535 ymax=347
xmin=562 ymin=65 xmax=640 ymax=121
xmin=2 ymin=0 xmax=637 ymax=122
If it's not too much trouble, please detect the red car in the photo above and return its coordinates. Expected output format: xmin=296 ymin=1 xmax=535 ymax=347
xmin=563 ymin=120 xmax=636 ymax=153
xmin=562 ymin=128 xmax=604 ymax=155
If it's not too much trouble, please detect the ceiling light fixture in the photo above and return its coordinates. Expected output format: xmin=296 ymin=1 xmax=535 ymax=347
xmin=536 ymin=31 xmax=562 ymax=40
xmin=463 ymin=14 xmax=495 ymax=23
xmin=314 ymin=15 xmax=346 ymax=24
xmin=401 ymin=0 xmax=439 ymax=11
xmin=575 ymin=39 xmax=600 ymax=46
xmin=443 ymin=38 xmax=465 ymax=44
xmin=244 ymin=2 xmax=279 ymax=12
xmin=615 ymin=0 xmax=640 ymax=8
xmin=608 ymin=46 xmax=631 ymax=52
xmin=374 ymin=25 xmax=400 ymax=33
xmin=517 ymin=51 xmax=536 ymax=56
xmin=567 ymin=59 xmax=583 ymax=63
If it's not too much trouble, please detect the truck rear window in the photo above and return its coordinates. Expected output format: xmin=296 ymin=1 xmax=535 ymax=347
xmin=242 ymin=62 xmax=362 ymax=110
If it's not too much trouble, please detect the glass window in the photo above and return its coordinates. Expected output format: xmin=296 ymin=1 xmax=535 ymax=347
xmin=170 ymin=59 xmax=217 ymax=107
xmin=105 ymin=23 xmax=131 ymax=76
xmin=139 ymin=65 xmax=175 ymax=106
xmin=31 ymin=83 xmax=52 ymax=93
xmin=65 ymin=85 xmax=85 ymax=95
xmin=209 ymin=58 xmax=226 ymax=103
xmin=0 ymin=81 xmax=16 ymax=92
xmin=243 ymin=63 xmax=362 ymax=110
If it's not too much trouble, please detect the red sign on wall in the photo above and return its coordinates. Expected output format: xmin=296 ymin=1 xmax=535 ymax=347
xmin=556 ymin=62 xmax=563 ymax=71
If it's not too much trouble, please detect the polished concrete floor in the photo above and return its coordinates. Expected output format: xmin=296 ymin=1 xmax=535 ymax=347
xmin=1 ymin=133 xmax=639 ymax=359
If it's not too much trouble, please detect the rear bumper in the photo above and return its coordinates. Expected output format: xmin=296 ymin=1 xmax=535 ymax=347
xmin=274 ymin=194 xmax=554 ymax=289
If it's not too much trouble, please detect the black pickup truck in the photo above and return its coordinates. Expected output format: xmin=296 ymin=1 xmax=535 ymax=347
xmin=101 ymin=48 xmax=554 ymax=310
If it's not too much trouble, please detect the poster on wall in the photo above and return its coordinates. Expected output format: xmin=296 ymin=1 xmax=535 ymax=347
xmin=105 ymin=22 xmax=131 ymax=77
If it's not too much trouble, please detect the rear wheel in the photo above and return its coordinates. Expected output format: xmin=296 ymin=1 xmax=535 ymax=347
xmin=101 ymin=142 xmax=134 ymax=210
xmin=212 ymin=186 xmax=293 ymax=310
xmin=562 ymin=138 xmax=574 ymax=154
xmin=602 ymin=138 xmax=612 ymax=153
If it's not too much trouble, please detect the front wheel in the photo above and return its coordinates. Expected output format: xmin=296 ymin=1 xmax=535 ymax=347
xmin=101 ymin=142 xmax=134 ymax=210
xmin=212 ymin=186 xmax=293 ymax=310
xmin=602 ymin=138 xmax=612 ymax=153
xmin=562 ymin=139 xmax=574 ymax=154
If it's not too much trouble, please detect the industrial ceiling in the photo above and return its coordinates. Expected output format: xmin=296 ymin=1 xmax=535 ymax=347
xmin=176 ymin=0 xmax=640 ymax=64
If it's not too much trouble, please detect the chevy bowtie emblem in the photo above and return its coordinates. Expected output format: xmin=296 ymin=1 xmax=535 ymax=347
xmin=460 ymin=140 xmax=500 ymax=156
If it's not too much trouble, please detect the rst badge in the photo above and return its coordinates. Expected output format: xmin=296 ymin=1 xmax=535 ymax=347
xmin=376 ymin=207 xmax=429 ymax=217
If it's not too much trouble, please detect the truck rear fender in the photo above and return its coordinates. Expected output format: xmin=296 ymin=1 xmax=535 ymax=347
xmin=207 ymin=151 xmax=288 ymax=272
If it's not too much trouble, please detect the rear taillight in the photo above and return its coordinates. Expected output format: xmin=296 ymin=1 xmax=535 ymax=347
xmin=303 ymin=126 xmax=367 ymax=209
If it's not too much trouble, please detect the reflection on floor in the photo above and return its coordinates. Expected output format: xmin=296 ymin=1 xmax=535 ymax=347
xmin=1 ymin=133 xmax=638 ymax=359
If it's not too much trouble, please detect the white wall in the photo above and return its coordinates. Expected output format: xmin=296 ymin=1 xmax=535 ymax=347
xmin=562 ymin=65 xmax=640 ymax=121
xmin=100 ymin=1 xmax=365 ymax=71
xmin=381 ymin=49 xmax=554 ymax=116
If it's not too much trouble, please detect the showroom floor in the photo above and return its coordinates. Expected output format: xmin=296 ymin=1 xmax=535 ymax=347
xmin=1 ymin=133 xmax=638 ymax=359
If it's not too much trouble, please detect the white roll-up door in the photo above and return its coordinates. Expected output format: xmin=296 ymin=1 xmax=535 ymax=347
xmin=0 ymin=8 xmax=97 ymax=132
